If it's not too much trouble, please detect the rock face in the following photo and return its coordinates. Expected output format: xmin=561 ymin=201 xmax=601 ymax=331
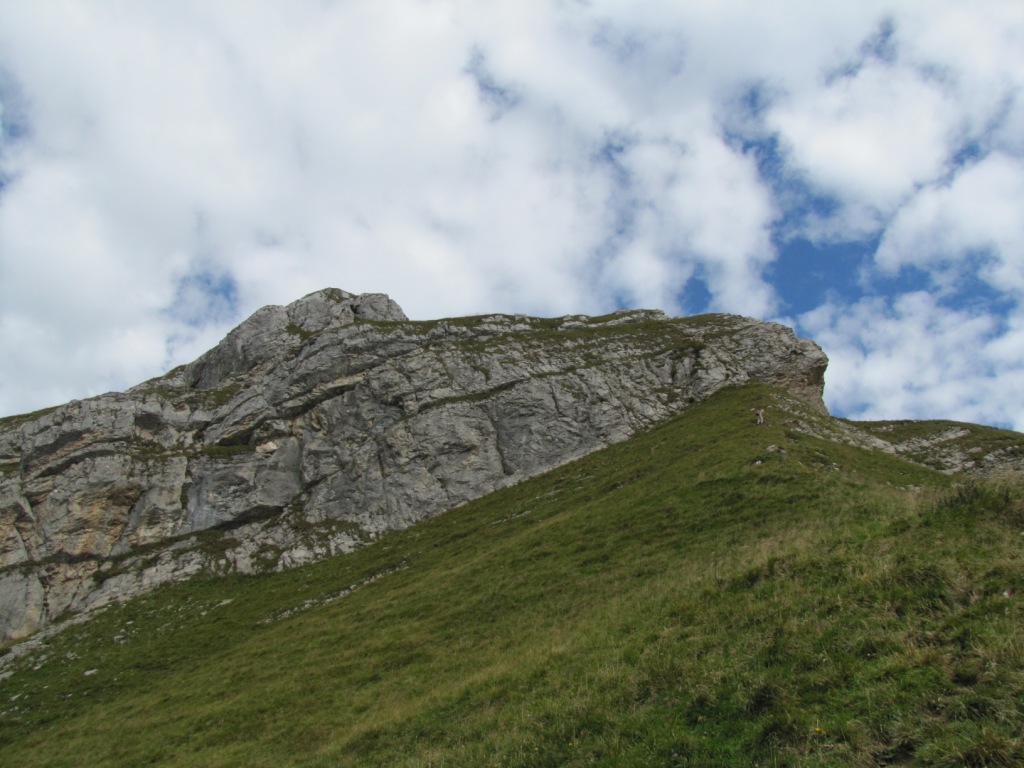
xmin=855 ymin=422 xmax=1024 ymax=476
xmin=0 ymin=288 xmax=828 ymax=640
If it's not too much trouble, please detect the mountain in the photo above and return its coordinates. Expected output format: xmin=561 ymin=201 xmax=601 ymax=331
xmin=0 ymin=288 xmax=831 ymax=641
xmin=1 ymin=380 xmax=1023 ymax=766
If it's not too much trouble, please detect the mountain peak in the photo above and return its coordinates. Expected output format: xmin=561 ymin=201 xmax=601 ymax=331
xmin=184 ymin=289 xmax=407 ymax=390
xmin=1 ymin=292 xmax=827 ymax=640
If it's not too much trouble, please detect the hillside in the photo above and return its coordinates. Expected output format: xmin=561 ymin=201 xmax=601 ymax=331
xmin=0 ymin=289 xmax=830 ymax=641
xmin=2 ymin=382 xmax=1023 ymax=767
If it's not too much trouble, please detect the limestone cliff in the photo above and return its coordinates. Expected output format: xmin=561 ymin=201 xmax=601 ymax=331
xmin=0 ymin=288 xmax=828 ymax=640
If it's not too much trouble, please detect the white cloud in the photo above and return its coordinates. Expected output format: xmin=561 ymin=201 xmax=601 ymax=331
xmin=800 ymin=293 xmax=1024 ymax=430
xmin=765 ymin=59 xmax=968 ymax=246
xmin=0 ymin=0 xmax=1023 ymax=431
xmin=876 ymin=154 xmax=1024 ymax=296
xmin=762 ymin=2 xmax=1024 ymax=246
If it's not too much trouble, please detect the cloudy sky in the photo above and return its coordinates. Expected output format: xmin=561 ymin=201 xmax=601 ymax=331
xmin=1 ymin=1 xmax=1022 ymax=430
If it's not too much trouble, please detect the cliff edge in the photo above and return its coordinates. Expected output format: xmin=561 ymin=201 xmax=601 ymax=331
xmin=0 ymin=289 xmax=828 ymax=640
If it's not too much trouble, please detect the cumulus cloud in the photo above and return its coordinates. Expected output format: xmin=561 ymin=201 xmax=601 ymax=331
xmin=800 ymin=293 xmax=1024 ymax=431
xmin=876 ymin=154 xmax=1024 ymax=297
xmin=769 ymin=61 xmax=959 ymax=237
xmin=0 ymin=0 xmax=1023 ymax=431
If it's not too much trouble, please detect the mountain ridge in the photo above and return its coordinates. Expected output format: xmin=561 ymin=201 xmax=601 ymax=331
xmin=0 ymin=288 xmax=1019 ymax=644
xmin=2 ymin=381 xmax=1023 ymax=766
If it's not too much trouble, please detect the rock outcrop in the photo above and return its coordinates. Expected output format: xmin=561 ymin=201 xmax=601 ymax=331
xmin=856 ymin=421 xmax=1024 ymax=476
xmin=0 ymin=288 xmax=828 ymax=640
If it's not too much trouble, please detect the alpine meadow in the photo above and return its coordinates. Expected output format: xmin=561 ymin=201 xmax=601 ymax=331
xmin=2 ymin=294 xmax=1024 ymax=766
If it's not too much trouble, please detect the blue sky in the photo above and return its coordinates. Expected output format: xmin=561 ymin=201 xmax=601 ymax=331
xmin=1 ymin=0 xmax=1023 ymax=430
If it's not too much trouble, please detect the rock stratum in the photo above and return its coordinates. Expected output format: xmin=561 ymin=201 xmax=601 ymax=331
xmin=0 ymin=288 xmax=829 ymax=640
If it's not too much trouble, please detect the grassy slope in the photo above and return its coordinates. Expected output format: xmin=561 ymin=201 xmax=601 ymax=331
xmin=2 ymin=383 xmax=1023 ymax=767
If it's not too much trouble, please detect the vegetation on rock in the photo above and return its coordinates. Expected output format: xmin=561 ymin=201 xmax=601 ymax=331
xmin=2 ymin=383 xmax=1022 ymax=766
xmin=0 ymin=291 xmax=831 ymax=641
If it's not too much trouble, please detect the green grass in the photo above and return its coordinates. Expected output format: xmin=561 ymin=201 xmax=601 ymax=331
xmin=2 ymin=383 xmax=1023 ymax=766
xmin=0 ymin=405 xmax=61 ymax=434
xmin=285 ymin=322 xmax=319 ymax=342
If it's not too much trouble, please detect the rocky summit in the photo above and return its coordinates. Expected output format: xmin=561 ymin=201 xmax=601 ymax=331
xmin=0 ymin=288 xmax=829 ymax=640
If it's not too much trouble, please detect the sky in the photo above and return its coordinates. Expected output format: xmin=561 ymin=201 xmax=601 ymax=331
xmin=1 ymin=1 xmax=1023 ymax=430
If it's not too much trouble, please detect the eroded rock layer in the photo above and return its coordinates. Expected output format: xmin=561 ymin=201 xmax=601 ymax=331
xmin=0 ymin=288 xmax=828 ymax=639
